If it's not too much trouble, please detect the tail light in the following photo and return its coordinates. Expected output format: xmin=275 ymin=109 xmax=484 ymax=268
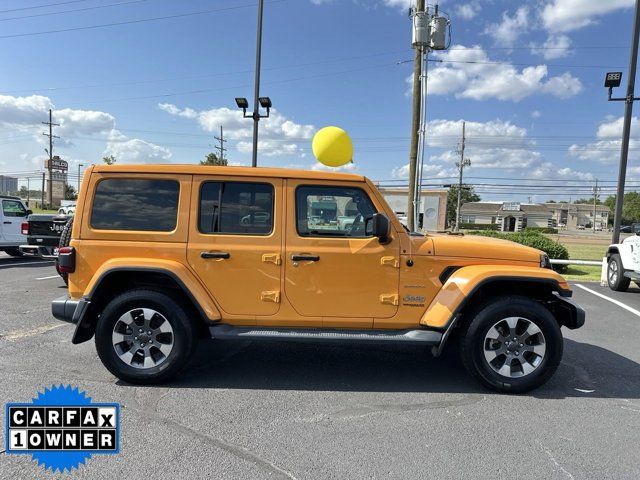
xmin=21 ymin=222 xmax=29 ymax=235
xmin=58 ymin=246 xmax=76 ymax=274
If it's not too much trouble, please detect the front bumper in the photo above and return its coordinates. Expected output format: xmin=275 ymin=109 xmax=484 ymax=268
xmin=19 ymin=244 xmax=57 ymax=259
xmin=553 ymin=293 xmax=586 ymax=330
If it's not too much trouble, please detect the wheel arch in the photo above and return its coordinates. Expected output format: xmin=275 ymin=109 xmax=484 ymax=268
xmin=73 ymin=266 xmax=221 ymax=344
xmin=421 ymin=267 xmax=581 ymax=342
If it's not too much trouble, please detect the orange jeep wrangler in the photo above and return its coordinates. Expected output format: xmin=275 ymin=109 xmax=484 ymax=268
xmin=52 ymin=165 xmax=584 ymax=392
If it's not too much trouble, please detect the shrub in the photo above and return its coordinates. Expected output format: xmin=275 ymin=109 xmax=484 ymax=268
xmin=459 ymin=223 xmax=499 ymax=231
xmin=468 ymin=230 xmax=569 ymax=273
xmin=523 ymin=226 xmax=558 ymax=234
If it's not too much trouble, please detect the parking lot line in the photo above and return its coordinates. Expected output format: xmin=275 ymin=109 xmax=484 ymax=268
xmin=0 ymin=261 xmax=54 ymax=268
xmin=35 ymin=275 xmax=61 ymax=280
xmin=575 ymin=284 xmax=640 ymax=318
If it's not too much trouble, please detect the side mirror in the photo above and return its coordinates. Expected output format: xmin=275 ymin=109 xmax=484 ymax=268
xmin=26 ymin=209 xmax=33 ymax=216
xmin=366 ymin=213 xmax=391 ymax=243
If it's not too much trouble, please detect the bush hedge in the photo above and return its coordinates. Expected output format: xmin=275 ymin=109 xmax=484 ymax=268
xmin=468 ymin=229 xmax=569 ymax=273
xmin=523 ymin=226 xmax=559 ymax=234
xmin=459 ymin=223 xmax=500 ymax=231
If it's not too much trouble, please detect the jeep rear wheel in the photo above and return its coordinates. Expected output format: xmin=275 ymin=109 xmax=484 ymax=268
xmin=95 ymin=289 xmax=198 ymax=384
xmin=607 ymin=254 xmax=630 ymax=292
xmin=460 ymin=296 xmax=563 ymax=393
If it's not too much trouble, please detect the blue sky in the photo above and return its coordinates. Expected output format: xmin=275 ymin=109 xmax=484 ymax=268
xmin=0 ymin=0 xmax=638 ymax=202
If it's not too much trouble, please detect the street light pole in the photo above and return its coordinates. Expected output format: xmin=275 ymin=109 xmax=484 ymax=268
xmin=251 ymin=0 xmax=265 ymax=168
xmin=612 ymin=0 xmax=640 ymax=244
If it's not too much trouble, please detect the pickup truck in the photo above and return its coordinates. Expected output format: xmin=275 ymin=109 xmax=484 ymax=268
xmin=19 ymin=213 xmax=70 ymax=259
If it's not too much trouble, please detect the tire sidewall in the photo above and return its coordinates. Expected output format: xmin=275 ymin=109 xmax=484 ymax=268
xmin=607 ymin=255 xmax=629 ymax=291
xmin=464 ymin=297 xmax=563 ymax=393
xmin=95 ymin=290 xmax=194 ymax=383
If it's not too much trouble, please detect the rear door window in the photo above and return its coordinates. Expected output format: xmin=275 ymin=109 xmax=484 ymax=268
xmin=199 ymin=182 xmax=273 ymax=235
xmin=90 ymin=178 xmax=179 ymax=231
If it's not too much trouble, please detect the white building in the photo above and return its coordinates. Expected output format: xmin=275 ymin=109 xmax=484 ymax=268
xmin=459 ymin=202 xmax=553 ymax=232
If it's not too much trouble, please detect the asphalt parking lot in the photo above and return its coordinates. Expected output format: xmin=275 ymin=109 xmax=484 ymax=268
xmin=1 ymin=253 xmax=639 ymax=479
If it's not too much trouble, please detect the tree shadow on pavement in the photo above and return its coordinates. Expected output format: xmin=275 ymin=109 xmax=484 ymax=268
xmin=138 ymin=338 xmax=640 ymax=399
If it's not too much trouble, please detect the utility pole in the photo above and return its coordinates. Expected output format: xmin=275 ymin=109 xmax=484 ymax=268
xmin=407 ymin=0 xmax=425 ymax=232
xmin=27 ymin=177 xmax=30 ymax=206
xmin=592 ymin=179 xmax=600 ymax=233
xmin=214 ymin=126 xmax=227 ymax=163
xmin=41 ymin=172 xmax=45 ymax=208
xmin=612 ymin=0 xmax=640 ymax=243
xmin=42 ymin=108 xmax=59 ymax=208
xmin=77 ymin=163 xmax=84 ymax=193
xmin=454 ymin=121 xmax=471 ymax=232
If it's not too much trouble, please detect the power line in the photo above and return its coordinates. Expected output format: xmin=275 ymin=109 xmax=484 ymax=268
xmin=0 ymin=0 xmax=90 ymax=14
xmin=0 ymin=0 xmax=148 ymax=23
xmin=0 ymin=2 xmax=283 ymax=40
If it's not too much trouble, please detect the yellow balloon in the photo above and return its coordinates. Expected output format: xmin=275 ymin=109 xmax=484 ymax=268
xmin=312 ymin=126 xmax=353 ymax=167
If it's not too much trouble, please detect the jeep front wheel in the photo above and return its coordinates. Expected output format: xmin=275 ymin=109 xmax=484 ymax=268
xmin=95 ymin=289 xmax=198 ymax=384
xmin=607 ymin=254 xmax=630 ymax=292
xmin=460 ymin=296 xmax=563 ymax=393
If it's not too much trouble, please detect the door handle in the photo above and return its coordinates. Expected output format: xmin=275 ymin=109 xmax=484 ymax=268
xmin=291 ymin=254 xmax=320 ymax=262
xmin=3 ymin=221 xmax=11 ymax=224
xmin=200 ymin=251 xmax=230 ymax=259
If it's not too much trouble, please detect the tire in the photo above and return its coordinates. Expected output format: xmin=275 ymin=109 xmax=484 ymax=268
xmin=607 ymin=254 xmax=630 ymax=292
xmin=4 ymin=247 xmax=23 ymax=257
xmin=56 ymin=217 xmax=73 ymax=285
xmin=95 ymin=289 xmax=198 ymax=384
xmin=460 ymin=295 xmax=563 ymax=394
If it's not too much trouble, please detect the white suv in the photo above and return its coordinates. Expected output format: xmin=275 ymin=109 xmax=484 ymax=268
xmin=0 ymin=196 xmax=31 ymax=257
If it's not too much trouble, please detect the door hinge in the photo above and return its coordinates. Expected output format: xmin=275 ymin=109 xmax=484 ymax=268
xmin=380 ymin=256 xmax=399 ymax=268
xmin=261 ymin=291 xmax=281 ymax=303
xmin=379 ymin=293 xmax=399 ymax=306
xmin=262 ymin=253 xmax=282 ymax=265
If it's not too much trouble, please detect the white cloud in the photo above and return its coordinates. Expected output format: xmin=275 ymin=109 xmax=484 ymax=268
xmin=542 ymin=0 xmax=634 ymax=33
xmin=568 ymin=116 xmax=637 ymax=164
xmin=159 ymin=104 xmax=315 ymax=157
xmin=531 ymin=110 xmax=542 ymax=119
xmin=0 ymin=94 xmax=115 ymax=140
xmin=531 ymin=34 xmax=573 ymax=60
xmin=391 ymin=119 xmax=544 ymax=179
xmin=391 ymin=162 xmax=453 ymax=179
xmin=381 ymin=0 xmax=412 ymax=8
xmin=425 ymin=45 xmax=583 ymax=101
xmin=455 ymin=2 xmax=481 ymax=20
xmin=485 ymin=7 xmax=529 ymax=47
xmin=103 ymin=130 xmax=172 ymax=164
xmin=311 ymin=161 xmax=357 ymax=172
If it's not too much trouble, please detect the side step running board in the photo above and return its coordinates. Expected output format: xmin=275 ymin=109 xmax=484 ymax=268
xmin=209 ymin=324 xmax=442 ymax=345
xmin=624 ymin=271 xmax=640 ymax=281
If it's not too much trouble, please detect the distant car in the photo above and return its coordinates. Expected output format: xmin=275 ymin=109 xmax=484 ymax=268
xmin=576 ymin=225 xmax=585 ymax=230
xmin=620 ymin=225 xmax=632 ymax=234
xmin=57 ymin=206 xmax=76 ymax=216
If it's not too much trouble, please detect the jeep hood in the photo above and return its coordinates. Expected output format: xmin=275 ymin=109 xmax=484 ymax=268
xmin=425 ymin=233 xmax=541 ymax=263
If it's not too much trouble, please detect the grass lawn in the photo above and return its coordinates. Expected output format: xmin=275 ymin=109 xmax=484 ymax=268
xmin=30 ymin=207 xmax=58 ymax=214
xmin=553 ymin=239 xmax=606 ymax=282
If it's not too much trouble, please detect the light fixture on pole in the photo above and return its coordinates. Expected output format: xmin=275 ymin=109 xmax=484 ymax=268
xmin=77 ymin=163 xmax=84 ymax=193
xmin=235 ymin=0 xmax=271 ymax=168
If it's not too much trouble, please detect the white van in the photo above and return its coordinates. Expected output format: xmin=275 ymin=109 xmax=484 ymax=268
xmin=0 ymin=195 xmax=31 ymax=256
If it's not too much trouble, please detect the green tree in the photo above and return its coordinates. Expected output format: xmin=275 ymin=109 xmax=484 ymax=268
xmin=102 ymin=155 xmax=117 ymax=165
xmin=65 ymin=184 xmax=78 ymax=200
xmin=447 ymin=185 xmax=480 ymax=226
xmin=200 ymin=152 xmax=227 ymax=166
xmin=573 ymin=198 xmax=602 ymax=204
xmin=604 ymin=193 xmax=640 ymax=225
xmin=19 ymin=185 xmax=28 ymax=197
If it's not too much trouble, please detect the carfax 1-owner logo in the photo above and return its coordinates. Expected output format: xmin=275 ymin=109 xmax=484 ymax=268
xmin=5 ymin=384 xmax=120 ymax=473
